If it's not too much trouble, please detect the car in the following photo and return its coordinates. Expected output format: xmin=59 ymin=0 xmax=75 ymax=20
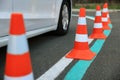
xmin=0 ymin=0 xmax=72 ymax=47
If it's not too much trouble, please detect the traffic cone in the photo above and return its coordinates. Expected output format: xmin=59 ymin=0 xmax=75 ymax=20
xmin=66 ymin=8 xmax=96 ymax=60
xmin=107 ymin=12 xmax=112 ymax=24
xmin=105 ymin=3 xmax=112 ymax=24
xmin=4 ymin=13 xmax=34 ymax=80
xmin=102 ymin=3 xmax=111 ymax=30
xmin=89 ymin=5 xmax=106 ymax=39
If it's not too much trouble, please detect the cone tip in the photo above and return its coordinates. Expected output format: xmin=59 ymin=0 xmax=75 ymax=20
xmin=103 ymin=3 xmax=108 ymax=8
xmin=79 ymin=8 xmax=86 ymax=17
xmin=96 ymin=5 xmax=101 ymax=10
xmin=10 ymin=13 xmax=26 ymax=35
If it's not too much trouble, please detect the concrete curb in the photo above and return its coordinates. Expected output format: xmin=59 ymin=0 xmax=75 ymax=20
xmin=72 ymin=9 xmax=120 ymax=12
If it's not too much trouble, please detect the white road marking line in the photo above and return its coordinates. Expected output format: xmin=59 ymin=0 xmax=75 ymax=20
xmin=37 ymin=39 xmax=94 ymax=80
xmin=86 ymin=16 xmax=94 ymax=20
xmin=37 ymin=57 xmax=73 ymax=80
xmin=72 ymin=14 xmax=95 ymax=20
xmin=72 ymin=14 xmax=79 ymax=17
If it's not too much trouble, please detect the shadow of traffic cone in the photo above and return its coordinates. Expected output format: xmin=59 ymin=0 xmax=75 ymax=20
xmin=66 ymin=8 xmax=96 ymax=60
xmin=89 ymin=5 xmax=106 ymax=39
xmin=102 ymin=3 xmax=111 ymax=30
xmin=4 ymin=13 xmax=34 ymax=80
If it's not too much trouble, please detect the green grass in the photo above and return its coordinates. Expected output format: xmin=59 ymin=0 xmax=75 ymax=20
xmin=73 ymin=3 xmax=120 ymax=9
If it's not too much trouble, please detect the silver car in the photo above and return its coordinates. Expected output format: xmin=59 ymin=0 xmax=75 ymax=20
xmin=0 ymin=0 xmax=72 ymax=47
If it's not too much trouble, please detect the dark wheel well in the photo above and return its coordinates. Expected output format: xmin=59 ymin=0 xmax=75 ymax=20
xmin=63 ymin=0 xmax=72 ymax=25
xmin=67 ymin=0 xmax=72 ymax=16
xmin=54 ymin=0 xmax=72 ymax=35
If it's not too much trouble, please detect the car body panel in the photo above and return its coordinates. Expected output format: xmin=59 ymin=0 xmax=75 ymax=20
xmin=13 ymin=0 xmax=57 ymax=30
xmin=0 ymin=0 xmax=72 ymax=47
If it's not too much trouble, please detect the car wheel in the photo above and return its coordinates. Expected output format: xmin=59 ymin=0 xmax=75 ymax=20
xmin=55 ymin=0 xmax=71 ymax=35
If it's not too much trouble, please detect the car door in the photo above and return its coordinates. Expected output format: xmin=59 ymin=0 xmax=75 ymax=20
xmin=0 ymin=0 xmax=12 ymax=37
xmin=13 ymin=0 xmax=56 ymax=31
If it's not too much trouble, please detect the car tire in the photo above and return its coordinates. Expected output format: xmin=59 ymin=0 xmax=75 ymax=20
xmin=55 ymin=0 xmax=71 ymax=35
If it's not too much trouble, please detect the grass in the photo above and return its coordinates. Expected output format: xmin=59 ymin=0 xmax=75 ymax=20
xmin=73 ymin=3 xmax=120 ymax=9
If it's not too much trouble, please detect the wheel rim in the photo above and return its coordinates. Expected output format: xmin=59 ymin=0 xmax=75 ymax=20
xmin=62 ymin=4 xmax=69 ymax=30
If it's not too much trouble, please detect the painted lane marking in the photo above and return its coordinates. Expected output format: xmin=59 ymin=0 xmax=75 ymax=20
xmin=72 ymin=14 xmax=79 ymax=17
xmin=72 ymin=14 xmax=94 ymax=20
xmin=86 ymin=16 xmax=94 ymax=20
xmin=37 ymin=57 xmax=73 ymax=80
xmin=36 ymin=39 xmax=93 ymax=80
xmin=64 ymin=24 xmax=112 ymax=80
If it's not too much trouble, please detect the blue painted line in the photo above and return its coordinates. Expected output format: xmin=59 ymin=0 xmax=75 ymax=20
xmin=104 ymin=24 xmax=112 ymax=36
xmin=109 ymin=24 xmax=113 ymax=28
xmin=64 ymin=23 xmax=112 ymax=80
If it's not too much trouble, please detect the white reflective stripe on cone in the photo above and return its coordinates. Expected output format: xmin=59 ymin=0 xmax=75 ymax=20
xmin=4 ymin=73 xmax=34 ymax=80
xmin=96 ymin=11 xmax=101 ymax=16
xmin=102 ymin=8 xmax=108 ymax=12
xmin=94 ymin=23 xmax=102 ymax=28
xmin=102 ymin=18 xmax=108 ymax=22
xmin=75 ymin=34 xmax=88 ymax=42
xmin=78 ymin=17 xmax=86 ymax=25
xmin=7 ymin=34 xmax=29 ymax=54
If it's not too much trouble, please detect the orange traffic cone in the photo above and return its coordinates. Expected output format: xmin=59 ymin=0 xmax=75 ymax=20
xmin=105 ymin=3 xmax=112 ymax=24
xmin=66 ymin=8 xmax=95 ymax=60
xmin=4 ymin=13 xmax=34 ymax=80
xmin=107 ymin=12 xmax=112 ymax=24
xmin=89 ymin=5 xmax=106 ymax=39
xmin=102 ymin=3 xmax=111 ymax=30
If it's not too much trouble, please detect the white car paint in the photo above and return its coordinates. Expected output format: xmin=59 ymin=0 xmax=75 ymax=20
xmin=0 ymin=0 xmax=71 ymax=47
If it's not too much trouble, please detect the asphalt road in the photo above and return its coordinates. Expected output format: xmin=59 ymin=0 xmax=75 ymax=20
xmin=0 ymin=11 xmax=120 ymax=80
